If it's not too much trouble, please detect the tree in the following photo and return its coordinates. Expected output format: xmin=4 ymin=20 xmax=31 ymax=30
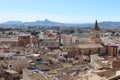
xmin=70 ymin=30 xmax=75 ymax=34
xmin=8 ymin=32 xmax=13 ymax=35
xmin=31 ymin=30 xmax=39 ymax=35
xmin=2 ymin=31 xmax=5 ymax=34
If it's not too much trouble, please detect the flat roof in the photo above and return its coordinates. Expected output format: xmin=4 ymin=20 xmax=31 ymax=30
xmin=0 ymin=38 xmax=18 ymax=42
xmin=23 ymin=69 xmax=48 ymax=80
xmin=18 ymin=34 xmax=30 ymax=37
xmin=77 ymin=44 xmax=103 ymax=49
xmin=4 ymin=70 xmax=18 ymax=74
xmin=108 ymin=74 xmax=120 ymax=80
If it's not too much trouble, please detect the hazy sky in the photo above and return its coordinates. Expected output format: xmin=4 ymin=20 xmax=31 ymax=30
xmin=0 ymin=0 xmax=120 ymax=23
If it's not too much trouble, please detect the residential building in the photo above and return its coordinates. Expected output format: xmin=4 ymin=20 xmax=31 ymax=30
xmin=18 ymin=34 xmax=31 ymax=46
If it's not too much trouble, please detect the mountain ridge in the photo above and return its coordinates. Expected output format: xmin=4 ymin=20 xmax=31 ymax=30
xmin=0 ymin=19 xmax=120 ymax=27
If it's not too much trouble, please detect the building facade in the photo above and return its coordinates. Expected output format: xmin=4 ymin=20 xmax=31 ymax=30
xmin=18 ymin=34 xmax=31 ymax=46
xmin=32 ymin=35 xmax=39 ymax=45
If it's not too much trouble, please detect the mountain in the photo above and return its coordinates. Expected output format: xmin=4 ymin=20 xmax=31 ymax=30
xmin=0 ymin=20 xmax=120 ymax=27
xmin=23 ymin=19 xmax=63 ymax=26
xmin=0 ymin=19 xmax=65 ymax=27
xmin=1 ymin=21 xmax=23 ymax=26
xmin=99 ymin=21 xmax=120 ymax=27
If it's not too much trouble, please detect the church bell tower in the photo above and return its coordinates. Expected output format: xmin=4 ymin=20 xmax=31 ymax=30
xmin=91 ymin=20 xmax=101 ymax=43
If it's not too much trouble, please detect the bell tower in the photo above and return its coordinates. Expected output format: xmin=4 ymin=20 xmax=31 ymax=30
xmin=91 ymin=20 xmax=101 ymax=43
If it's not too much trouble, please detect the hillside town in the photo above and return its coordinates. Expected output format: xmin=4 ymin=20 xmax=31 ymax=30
xmin=0 ymin=20 xmax=119 ymax=80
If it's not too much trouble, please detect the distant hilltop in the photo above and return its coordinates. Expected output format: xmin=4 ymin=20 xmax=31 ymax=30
xmin=0 ymin=19 xmax=63 ymax=27
xmin=0 ymin=19 xmax=120 ymax=27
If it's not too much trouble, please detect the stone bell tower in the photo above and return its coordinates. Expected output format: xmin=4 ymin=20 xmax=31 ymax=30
xmin=91 ymin=20 xmax=101 ymax=43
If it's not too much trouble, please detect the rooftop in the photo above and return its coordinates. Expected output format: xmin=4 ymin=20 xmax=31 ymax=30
xmin=0 ymin=38 xmax=18 ymax=42
xmin=18 ymin=34 xmax=30 ymax=37
xmin=77 ymin=44 xmax=103 ymax=49
xmin=4 ymin=69 xmax=18 ymax=74
xmin=23 ymin=69 xmax=55 ymax=80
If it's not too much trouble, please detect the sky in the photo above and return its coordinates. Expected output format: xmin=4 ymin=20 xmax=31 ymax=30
xmin=0 ymin=0 xmax=120 ymax=23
